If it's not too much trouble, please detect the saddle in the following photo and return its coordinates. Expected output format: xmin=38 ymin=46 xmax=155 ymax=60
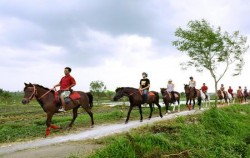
xmin=54 ymin=91 xmax=81 ymax=105
xmin=166 ymin=91 xmax=178 ymax=99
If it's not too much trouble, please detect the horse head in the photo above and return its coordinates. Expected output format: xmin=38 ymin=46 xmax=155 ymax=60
xmin=160 ymin=88 xmax=166 ymax=94
xmin=22 ymin=83 xmax=37 ymax=104
xmin=184 ymin=84 xmax=190 ymax=93
xmin=113 ymin=87 xmax=125 ymax=101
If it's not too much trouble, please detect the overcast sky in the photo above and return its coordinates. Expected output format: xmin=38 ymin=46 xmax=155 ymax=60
xmin=1 ymin=0 xmax=250 ymax=93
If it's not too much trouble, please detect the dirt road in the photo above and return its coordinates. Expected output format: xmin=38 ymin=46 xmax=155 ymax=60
xmin=0 ymin=109 xmax=204 ymax=158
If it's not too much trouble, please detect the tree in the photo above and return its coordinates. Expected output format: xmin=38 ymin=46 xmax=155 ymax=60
xmin=172 ymin=19 xmax=249 ymax=106
xmin=89 ymin=80 xmax=105 ymax=105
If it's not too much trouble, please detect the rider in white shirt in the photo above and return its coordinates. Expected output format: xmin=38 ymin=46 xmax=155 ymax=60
xmin=167 ymin=79 xmax=176 ymax=102
xmin=189 ymin=76 xmax=197 ymax=96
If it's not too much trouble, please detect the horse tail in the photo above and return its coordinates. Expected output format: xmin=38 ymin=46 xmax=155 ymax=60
xmin=86 ymin=92 xmax=93 ymax=109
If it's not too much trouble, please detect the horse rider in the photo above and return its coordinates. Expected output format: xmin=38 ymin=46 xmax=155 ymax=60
xmin=139 ymin=72 xmax=150 ymax=104
xmin=244 ymin=86 xmax=248 ymax=96
xmin=189 ymin=76 xmax=196 ymax=96
xmin=54 ymin=67 xmax=76 ymax=112
xmin=166 ymin=79 xmax=176 ymax=103
xmin=228 ymin=86 xmax=234 ymax=98
xmin=237 ymin=86 xmax=243 ymax=96
xmin=201 ymin=83 xmax=208 ymax=99
xmin=220 ymin=84 xmax=225 ymax=98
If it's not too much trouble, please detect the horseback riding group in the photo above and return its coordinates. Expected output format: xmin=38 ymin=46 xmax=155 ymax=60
xmin=217 ymin=84 xmax=249 ymax=104
xmin=21 ymin=67 xmax=249 ymax=136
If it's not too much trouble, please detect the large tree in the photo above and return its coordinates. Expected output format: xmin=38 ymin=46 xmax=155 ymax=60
xmin=89 ymin=80 xmax=105 ymax=105
xmin=172 ymin=19 xmax=249 ymax=106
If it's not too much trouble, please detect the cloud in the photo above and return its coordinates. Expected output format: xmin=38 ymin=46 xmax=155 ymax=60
xmin=0 ymin=0 xmax=250 ymax=92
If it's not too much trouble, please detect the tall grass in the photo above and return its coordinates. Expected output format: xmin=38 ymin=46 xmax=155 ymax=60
xmin=86 ymin=104 xmax=250 ymax=158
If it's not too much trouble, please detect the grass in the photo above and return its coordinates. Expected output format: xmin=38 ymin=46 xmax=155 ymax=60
xmin=84 ymin=104 xmax=250 ymax=158
xmin=0 ymin=100 xmax=189 ymax=144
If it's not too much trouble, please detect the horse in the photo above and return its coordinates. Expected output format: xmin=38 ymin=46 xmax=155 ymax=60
xmin=237 ymin=90 xmax=244 ymax=103
xmin=200 ymin=90 xmax=210 ymax=108
xmin=160 ymin=88 xmax=180 ymax=113
xmin=22 ymin=83 xmax=94 ymax=137
xmin=227 ymin=92 xmax=235 ymax=104
xmin=217 ymin=90 xmax=229 ymax=105
xmin=243 ymin=90 xmax=249 ymax=103
xmin=184 ymin=84 xmax=201 ymax=110
xmin=113 ymin=87 xmax=163 ymax=124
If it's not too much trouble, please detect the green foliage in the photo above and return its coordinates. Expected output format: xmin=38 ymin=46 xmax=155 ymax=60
xmin=89 ymin=81 xmax=105 ymax=105
xmin=87 ymin=105 xmax=250 ymax=158
xmin=173 ymin=19 xmax=249 ymax=106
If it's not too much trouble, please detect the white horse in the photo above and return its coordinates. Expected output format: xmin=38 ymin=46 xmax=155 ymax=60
xmin=228 ymin=93 xmax=235 ymax=104
xmin=200 ymin=90 xmax=210 ymax=108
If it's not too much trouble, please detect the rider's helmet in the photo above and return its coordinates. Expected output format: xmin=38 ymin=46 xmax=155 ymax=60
xmin=189 ymin=76 xmax=193 ymax=80
xmin=168 ymin=79 xmax=172 ymax=82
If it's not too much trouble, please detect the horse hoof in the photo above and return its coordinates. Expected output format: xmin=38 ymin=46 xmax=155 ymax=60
xmin=148 ymin=117 xmax=151 ymax=120
xmin=125 ymin=121 xmax=128 ymax=124
xmin=140 ymin=120 xmax=143 ymax=122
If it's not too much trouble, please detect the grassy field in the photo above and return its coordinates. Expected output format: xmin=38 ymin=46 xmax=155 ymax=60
xmin=81 ymin=104 xmax=250 ymax=158
xmin=0 ymin=100 xmax=190 ymax=144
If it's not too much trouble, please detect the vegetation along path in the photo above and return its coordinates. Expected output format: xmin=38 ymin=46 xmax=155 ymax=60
xmin=0 ymin=109 xmax=203 ymax=155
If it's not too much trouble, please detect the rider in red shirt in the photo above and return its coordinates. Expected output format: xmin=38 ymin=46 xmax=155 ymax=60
xmin=54 ymin=67 xmax=76 ymax=112
xmin=228 ymin=86 xmax=234 ymax=98
xmin=201 ymin=83 xmax=208 ymax=99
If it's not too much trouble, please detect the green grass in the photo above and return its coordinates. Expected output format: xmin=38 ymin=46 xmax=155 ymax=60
xmin=85 ymin=104 xmax=250 ymax=158
xmin=1 ymin=101 xmax=184 ymax=143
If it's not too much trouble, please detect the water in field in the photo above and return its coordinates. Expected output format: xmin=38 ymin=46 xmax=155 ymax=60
xmin=101 ymin=100 xmax=213 ymax=107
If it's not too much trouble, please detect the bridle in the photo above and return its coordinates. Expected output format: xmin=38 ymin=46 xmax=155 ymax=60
xmin=23 ymin=84 xmax=37 ymax=102
xmin=23 ymin=84 xmax=54 ymax=102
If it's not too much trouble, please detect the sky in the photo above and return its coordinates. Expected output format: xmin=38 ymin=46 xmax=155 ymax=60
xmin=0 ymin=0 xmax=250 ymax=93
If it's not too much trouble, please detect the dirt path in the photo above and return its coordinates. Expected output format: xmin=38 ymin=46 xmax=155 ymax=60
xmin=0 ymin=109 xmax=205 ymax=158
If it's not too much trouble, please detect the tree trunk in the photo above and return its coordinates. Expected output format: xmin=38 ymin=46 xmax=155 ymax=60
xmin=214 ymin=81 xmax=218 ymax=107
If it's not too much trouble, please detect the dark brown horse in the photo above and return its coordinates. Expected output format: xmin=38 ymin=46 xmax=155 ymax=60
xmin=160 ymin=88 xmax=180 ymax=113
xmin=184 ymin=84 xmax=201 ymax=110
xmin=22 ymin=83 xmax=94 ymax=137
xmin=217 ymin=90 xmax=229 ymax=104
xmin=113 ymin=87 xmax=163 ymax=124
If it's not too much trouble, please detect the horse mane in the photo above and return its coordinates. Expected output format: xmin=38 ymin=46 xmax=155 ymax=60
xmin=25 ymin=83 xmax=55 ymax=92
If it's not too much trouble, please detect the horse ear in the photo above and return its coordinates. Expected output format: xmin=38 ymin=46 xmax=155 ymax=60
xmin=24 ymin=83 xmax=28 ymax=86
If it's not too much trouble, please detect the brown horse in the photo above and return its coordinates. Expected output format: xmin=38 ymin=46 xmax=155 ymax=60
xmin=160 ymin=88 xmax=180 ymax=113
xmin=22 ymin=83 xmax=94 ymax=137
xmin=217 ymin=90 xmax=229 ymax=104
xmin=184 ymin=84 xmax=201 ymax=110
xmin=113 ymin=87 xmax=163 ymax=124
xmin=237 ymin=90 xmax=244 ymax=103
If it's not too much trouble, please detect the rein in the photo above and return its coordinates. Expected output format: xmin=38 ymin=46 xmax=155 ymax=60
xmin=24 ymin=84 xmax=55 ymax=101
xmin=129 ymin=90 xmax=142 ymax=96
xmin=38 ymin=88 xmax=55 ymax=100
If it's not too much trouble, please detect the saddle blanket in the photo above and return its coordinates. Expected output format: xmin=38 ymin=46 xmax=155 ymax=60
xmin=69 ymin=92 xmax=81 ymax=100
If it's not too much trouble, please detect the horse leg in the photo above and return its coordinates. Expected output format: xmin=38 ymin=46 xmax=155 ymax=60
xmin=192 ymin=99 xmax=195 ymax=109
xmin=139 ymin=105 xmax=143 ymax=122
xmin=68 ymin=107 xmax=78 ymax=128
xmin=166 ymin=102 xmax=171 ymax=114
xmin=148 ymin=103 xmax=153 ymax=119
xmin=172 ymin=102 xmax=176 ymax=112
xmin=125 ymin=106 xmax=133 ymax=124
xmin=155 ymin=103 xmax=163 ymax=118
xmin=45 ymin=113 xmax=53 ymax=137
xmin=82 ymin=105 xmax=94 ymax=127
